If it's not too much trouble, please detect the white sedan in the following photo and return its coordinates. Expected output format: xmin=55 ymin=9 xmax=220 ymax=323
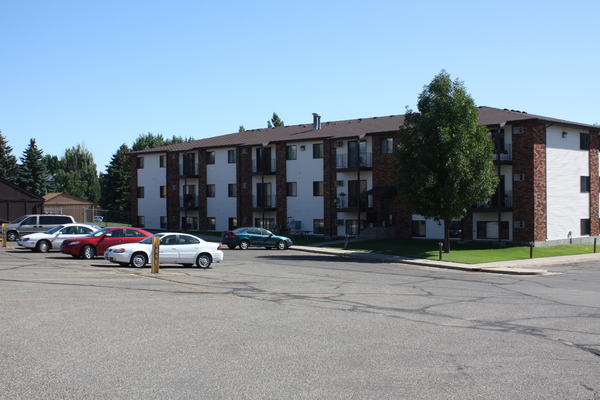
xmin=104 ymin=232 xmax=223 ymax=268
xmin=17 ymin=223 xmax=101 ymax=252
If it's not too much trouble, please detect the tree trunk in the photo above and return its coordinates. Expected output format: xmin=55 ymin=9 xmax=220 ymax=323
xmin=444 ymin=219 xmax=451 ymax=253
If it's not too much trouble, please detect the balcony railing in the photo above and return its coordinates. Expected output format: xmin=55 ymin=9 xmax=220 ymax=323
xmin=180 ymin=163 xmax=199 ymax=176
xmin=253 ymin=195 xmax=277 ymax=208
xmin=475 ymin=190 xmax=512 ymax=208
xmin=252 ymin=159 xmax=276 ymax=173
xmin=180 ymin=195 xmax=198 ymax=208
xmin=336 ymin=153 xmax=372 ymax=169
xmin=493 ymin=144 xmax=512 ymax=161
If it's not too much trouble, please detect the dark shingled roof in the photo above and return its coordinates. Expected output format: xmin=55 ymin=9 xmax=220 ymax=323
xmin=130 ymin=106 xmax=598 ymax=155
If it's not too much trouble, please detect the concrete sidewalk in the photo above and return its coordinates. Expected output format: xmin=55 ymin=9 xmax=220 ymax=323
xmin=293 ymin=242 xmax=600 ymax=275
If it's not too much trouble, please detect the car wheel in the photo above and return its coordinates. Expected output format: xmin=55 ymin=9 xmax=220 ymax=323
xmin=277 ymin=240 xmax=288 ymax=250
xmin=196 ymin=253 xmax=212 ymax=268
xmin=239 ymin=240 xmax=250 ymax=250
xmin=36 ymin=240 xmax=50 ymax=253
xmin=81 ymin=245 xmax=96 ymax=260
xmin=227 ymin=244 xmax=236 ymax=250
xmin=7 ymin=231 xmax=18 ymax=241
xmin=131 ymin=252 xmax=148 ymax=268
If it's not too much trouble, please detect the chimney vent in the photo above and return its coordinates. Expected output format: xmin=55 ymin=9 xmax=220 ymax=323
xmin=312 ymin=113 xmax=321 ymax=130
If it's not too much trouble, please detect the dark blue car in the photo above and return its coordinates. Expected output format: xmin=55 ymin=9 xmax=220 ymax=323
xmin=221 ymin=227 xmax=293 ymax=250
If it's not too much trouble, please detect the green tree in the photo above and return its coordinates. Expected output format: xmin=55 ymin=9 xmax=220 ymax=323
xmin=42 ymin=154 xmax=61 ymax=192
xmin=0 ymin=131 xmax=19 ymax=184
xmin=17 ymin=139 xmax=48 ymax=196
xmin=394 ymin=70 xmax=498 ymax=252
xmin=132 ymin=132 xmax=193 ymax=151
xmin=100 ymin=144 xmax=131 ymax=221
xmin=267 ymin=112 xmax=284 ymax=128
xmin=239 ymin=125 xmax=246 ymax=132
xmin=54 ymin=144 xmax=100 ymax=203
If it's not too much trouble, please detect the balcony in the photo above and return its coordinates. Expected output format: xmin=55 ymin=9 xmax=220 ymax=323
xmin=474 ymin=190 xmax=512 ymax=209
xmin=252 ymin=159 xmax=276 ymax=174
xmin=493 ymin=144 xmax=512 ymax=161
xmin=180 ymin=195 xmax=198 ymax=209
xmin=180 ymin=163 xmax=199 ymax=176
xmin=336 ymin=153 xmax=372 ymax=169
xmin=253 ymin=195 xmax=277 ymax=209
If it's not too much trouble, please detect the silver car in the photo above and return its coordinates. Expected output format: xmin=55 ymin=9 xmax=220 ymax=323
xmin=18 ymin=223 xmax=101 ymax=252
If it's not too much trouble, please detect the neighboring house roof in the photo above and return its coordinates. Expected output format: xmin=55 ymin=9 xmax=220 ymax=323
xmin=130 ymin=106 xmax=598 ymax=155
xmin=43 ymin=192 xmax=94 ymax=206
xmin=0 ymin=177 xmax=44 ymax=201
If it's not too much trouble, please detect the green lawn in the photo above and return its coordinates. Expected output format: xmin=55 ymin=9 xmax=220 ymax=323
xmin=316 ymin=238 xmax=599 ymax=264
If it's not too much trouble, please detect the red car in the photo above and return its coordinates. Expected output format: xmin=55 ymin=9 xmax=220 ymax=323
xmin=61 ymin=227 xmax=152 ymax=259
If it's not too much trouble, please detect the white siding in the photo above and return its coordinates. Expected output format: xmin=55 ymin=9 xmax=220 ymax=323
xmin=137 ymin=154 xmax=167 ymax=229
xmin=207 ymin=148 xmax=237 ymax=231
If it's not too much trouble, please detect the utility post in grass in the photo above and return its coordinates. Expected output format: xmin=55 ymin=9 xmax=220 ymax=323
xmin=394 ymin=70 xmax=498 ymax=253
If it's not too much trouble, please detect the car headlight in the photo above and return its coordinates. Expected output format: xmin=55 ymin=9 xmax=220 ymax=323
xmin=67 ymin=241 xmax=80 ymax=246
xmin=21 ymin=237 xmax=29 ymax=241
xmin=112 ymin=248 xmax=126 ymax=253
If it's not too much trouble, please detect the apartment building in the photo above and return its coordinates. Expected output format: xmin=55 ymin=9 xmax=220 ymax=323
xmin=130 ymin=107 xmax=599 ymax=245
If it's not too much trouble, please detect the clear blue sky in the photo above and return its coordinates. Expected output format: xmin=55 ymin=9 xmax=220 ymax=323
xmin=2 ymin=0 xmax=599 ymax=173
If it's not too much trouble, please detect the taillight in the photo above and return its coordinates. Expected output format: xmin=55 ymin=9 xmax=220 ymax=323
xmin=217 ymin=244 xmax=222 ymax=250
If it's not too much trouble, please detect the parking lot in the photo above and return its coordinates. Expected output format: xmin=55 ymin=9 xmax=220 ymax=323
xmin=2 ymin=244 xmax=600 ymax=399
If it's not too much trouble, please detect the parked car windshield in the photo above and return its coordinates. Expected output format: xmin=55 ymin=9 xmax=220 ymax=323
xmin=89 ymin=228 xmax=112 ymax=237
xmin=11 ymin=215 xmax=28 ymax=224
xmin=45 ymin=225 xmax=65 ymax=234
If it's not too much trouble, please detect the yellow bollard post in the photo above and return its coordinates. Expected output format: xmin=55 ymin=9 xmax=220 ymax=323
xmin=2 ymin=223 xmax=6 ymax=248
xmin=151 ymin=236 xmax=160 ymax=273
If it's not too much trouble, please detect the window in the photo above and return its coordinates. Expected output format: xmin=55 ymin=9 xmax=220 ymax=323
xmin=137 ymin=216 xmax=145 ymax=227
xmin=345 ymin=220 xmax=364 ymax=236
xmin=286 ymin=145 xmax=297 ymax=160
xmin=256 ymin=183 xmax=272 ymax=207
xmin=136 ymin=157 xmax=144 ymax=169
xmin=580 ymin=133 xmax=590 ymax=150
xmin=348 ymin=180 xmax=367 ymax=207
xmin=207 ymin=184 xmax=216 ymax=197
xmin=412 ymin=220 xmax=426 ymax=237
xmin=206 ymin=151 xmax=215 ymax=164
xmin=137 ymin=187 xmax=145 ymax=198
xmin=313 ymin=219 xmax=324 ymax=235
xmin=581 ymin=176 xmax=590 ymax=193
xmin=228 ymin=149 xmax=237 ymax=163
xmin=254 ymin=218 xmax=275 ymax=230
xmin=160 ymin=216 xmax=167 ymax=229
xmin=229 ymin=217 xmax=238 ymax=230
xmin=449 ymin=221 xmax=462 ymax=239
xmin=581 ymin=218 xmax=591 ymax=235
xmin=207 ymin=217 xmax=216 ymax=230
xmin=380 ymin=137 xmax=394 ymax=154
xmin=182 ymin=217 xmax=198 ymax=230
xmin=313 ymin=143 xmax=324 ymax=159
xmin=313 ymin=181 xmax=324 ymax=196
xmin=228 ymin=184 xmax=237 ymax=197
xmin=160 ymin=186 xmax=167 ymax=198
xmin=183 ymin=153 xmax=196 ymax=175
xmin=159 ymin=155 xmax=166 ymax=167
xmin=287 ymin=182 xmax=297 ymax=196
xmin=476 ymin=221 xmax=509 ymax=239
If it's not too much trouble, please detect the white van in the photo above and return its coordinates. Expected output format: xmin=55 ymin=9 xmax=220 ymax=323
xmin=3 ymin=214 xmax=76 ymax=241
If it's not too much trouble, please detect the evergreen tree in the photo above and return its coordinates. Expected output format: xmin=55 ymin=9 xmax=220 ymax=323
xmin=267 ymin=112 xmax=284 ymax=128
xmin=239 ymin=125 xmax=246 ymax=132
xmin=100 ymin=144 xmax=131 ymax=219
xmin=0 ymin=131 xmax=19 ymax=184
xmin=43 ymin=154 xmax=61 ymax=192
xmin=394 ymin=70 xmax=498 ymax=252
xmin=17 ymin=139 xmax=48 ymax=196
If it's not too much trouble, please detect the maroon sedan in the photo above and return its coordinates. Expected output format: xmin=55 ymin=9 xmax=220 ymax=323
xmin=61 ymin=227 xmax=152 ymax=259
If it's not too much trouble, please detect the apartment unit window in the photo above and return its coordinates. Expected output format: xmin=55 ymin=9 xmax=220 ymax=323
xmin=136 ymin=157 xmax=144 ymax=169
xmin=476 ymin=221 xmax=509 ymax=239
xmin=313 ymin=143 xmax=324 ymax=159
xmin=346 ymin=220 xmax=361 ymax=236
xmin=313 ymin=219 xmax=324 ymax=235
xmin=287 ymin=182 xmax=297 ymax=196
xmin=137 ymin=216 xmax=145 ymax=227
xmin=207 ymin=184 xmax=216 ymax=197
xmin=286 ymin=145 xmax=297 ymax=160
xmin=182 ymin=217 xmax=198 ymax=230
xmin=160 ymin=186 xmax=167 ymax=198
xmin=348 ymin=180 xmax=367 ymax=207
xmin=206 ymin=151 xmax=215 ymax=164
xmin=207 ymin=217 xmax=216 ymax=231
xmin=580 ymin=132 xmax=590 ymax=150
xmin=160 ymin=216 xmax=167 ymax=229
xmin=313 ymin=181 xmax=324 ymax=196
xmin=229 ymin=218 xmax=238 ymax=230
xmin=228 ymin=149 xmax=237 ymax=163
xmin=228 ymin=184 xmax=237 ymax=197
xmin=581 ymin=218 xmax=591 ymax=235
xmin=137 ymin=187 xmax=145 ymax=198
xmin=412 ymin=220 xmax=426 ymax=237
xmin=255 ymin=218 xmax=275 ymax=231
xmin=183 ymin=153 xmax=196 ymax=175
xmin=159 ymin=155 xmax=166 ymax=167
xmin=581 ymin=176 xmax=590 ymax=193
xmin=380 ymin=137 xmax=394 ymax=154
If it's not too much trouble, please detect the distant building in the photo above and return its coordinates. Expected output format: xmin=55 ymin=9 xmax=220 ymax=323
xmin=128 ymin=107 xmax=599 ymax=246
xmin=43 ymin=193 xmax=97 ymax=223
xmin=0 ymin=177 xmax=44 ymax=223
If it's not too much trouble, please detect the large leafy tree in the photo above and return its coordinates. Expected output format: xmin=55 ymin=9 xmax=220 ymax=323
xmin=54 ymin=144 xmax=101 ymax=203
xmin=100 ymin=144 xmax=131 ymax=219
xmin=394 ymin=70 xmax=498 ymax=252
xmin=0 ymin=131 xmax=19 ymax=184
xmin=42 ymin=154 xmax=61 ymax=192
xmin=17 ymin=139 xmax=49 ymax=196
xmin=132 ymin=132 xmax=193 ymax=151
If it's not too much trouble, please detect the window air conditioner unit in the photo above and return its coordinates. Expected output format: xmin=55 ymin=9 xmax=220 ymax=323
xmin=514 ymin=173 xmax=525 ymax=181
xmin=334 ymin=180 xmax=344 ymax=187
xmin=513 ymin=126 xmax=524 ymax=134
xmin=334 ymin=140 xmax=343 ymax=148
xmin=514 ymin=221 xmax=525 ymax=229
xmin=335 ymin=219 xmax=344 ymax=226
xmin=242 ymin=147 xmax=249 ymax=154
xmin=242 ymin=182 xmax=250 ymax=189
xmin=172 ymin=185 xmax=178 ymax=191
xmin=242 ymin=217 xmax=249 ymax=224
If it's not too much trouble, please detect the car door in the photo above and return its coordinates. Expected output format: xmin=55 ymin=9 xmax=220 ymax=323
xmin=261 ymin=229 xmax=278 ymax=247
xmin=175 ymin=235 xmax=202 ymax=264
xmin=159 ymin=234 xmax=179 ymax=264
xmin=97 ymin=229 xmax=127 ymax=255
xmin=246 ymin=228 xmax=261 ymax=246
xmin=18 ymin=216 xmax=39 ymax=235
xmin=53 ymin=225 xmax=95 ymax=248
